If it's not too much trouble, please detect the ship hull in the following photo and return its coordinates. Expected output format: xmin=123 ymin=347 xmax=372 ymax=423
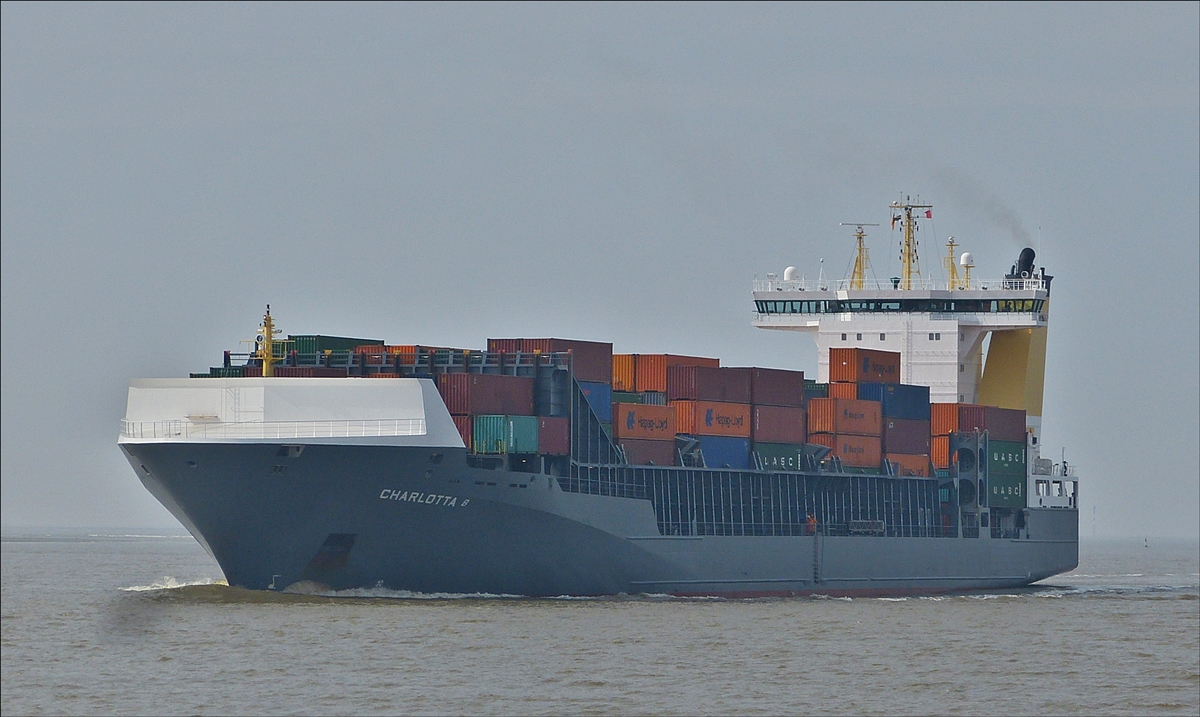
xmin=121 ymin=442 xmax=1077 ymax=597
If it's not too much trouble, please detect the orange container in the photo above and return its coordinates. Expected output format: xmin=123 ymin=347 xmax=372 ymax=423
xmin=611 ymin=403 xmax=676 ymax=441
xmin=613 ymin=354 xmax=637 ymax=392
xmin=385 ymin=344 xmax=417 ymax=354
xmin=635 ymin=354 xmax=720 ymax=393
xmin=932 ymin=435 xmax=950 ymax=468
xmin=369 ymin=372 xmax=400 ymax=378
xmin=829 ymin=348 xmax=901 ymax=384
xmin=673 ymin=400 xmax=750 ymax=437
xmin=886 ymin=453 xmax=931 ymax=477
xmin=806 ymin=398 xmax=882 ymax=436
xmin=829 ymin=382 xmax=858 ymax=399
xmin=809 ymin=433 xmax=882 ymax=468
xmin=931 ymin=403 xmax=988 ymax=436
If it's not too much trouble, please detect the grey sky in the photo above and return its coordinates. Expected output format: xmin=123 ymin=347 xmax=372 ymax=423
xmin=2 ymin=2 xmax=1197 ymax=537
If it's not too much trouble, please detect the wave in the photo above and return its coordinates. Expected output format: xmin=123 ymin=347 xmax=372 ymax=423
xmin=120 ymin=577 xmax=228 ymax=592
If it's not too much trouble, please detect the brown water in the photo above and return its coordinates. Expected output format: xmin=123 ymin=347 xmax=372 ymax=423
xmin=2 ymin=533 xmax=1196 ymax=716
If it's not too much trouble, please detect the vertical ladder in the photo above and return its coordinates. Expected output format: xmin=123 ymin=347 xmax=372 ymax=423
xmin=812 ymin=531 xmax=821 ymax=584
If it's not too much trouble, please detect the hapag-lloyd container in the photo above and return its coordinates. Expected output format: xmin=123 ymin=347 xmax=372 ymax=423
xmin=437 ymin=374 xmax=535 ymax=416
xmin=612 ymin=354 xmax=636 ymax=392
xmin=886 ymin=453 xmax=931 ymax=477
xmin=578 ymin=381 xmax=613 ymax=423
xmin=829 ymin=382 xmax=858 ymax=400
xmin=612 ymin=403 xmax=676 ymax=441
xmin=829 ymin=348 xmax=901 ymax=384
xmin=882 ymin=418 xmax=932 ymax=454
xmin=857 ymin=383 xmax=931 ymax=420
xmin=620 ymin=439 xmax=676 ymax=466
xmin=808 ymin=433 xmax=882 ymax=468
xmin=667 ymin=366 xmax=751 ymax=403
xmin=538 ymin=417 xmax=570 ymax=455
xmin=744 ymin=367 xmax=805 ymax=408
xmin=697 ymin=436 xmax=751 ymax=469
xmin=806 ymin=398 xmax=882 ymax=436
xmin=635 ymin=354 xmax=719 ymax=393
xmin=673 ymin=400 xmax=751 ymax=438
xmin=751 ymin=404 xmax=806 ymax=445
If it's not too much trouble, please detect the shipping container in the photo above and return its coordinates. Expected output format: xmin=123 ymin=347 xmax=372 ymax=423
xmin=472 ymin=415 xmax=539 ymax=454
xmin=753 ymin=442 xmax=807 ymax=471
xmin=189 ymin=373 xmax=213 ymax=379
xmin=744 ymin=367 xmax=805 ymax=408
xmin=437 ymin=374 xmax=535 ymax=416
xmin=288 ymin=335 xmax=384 ymax=354
xmin=886 ymin=453 xmax=931 ymax=477
xmin=519 ymin=338 xmax=613 ymax=384
xmin=620 ymin=439 xmax=676 ymax=466
xmin=611 ymin=403 xmax=677 ymax=441
xmin=829 ymin=382 xmax=858 ymax=400
xmin=882 ymin=417 xmax=932 ymax=455
xmin=369 ymin=372 xmax=400 ymax=378
xmin=989 ymin=473 xmax=1027 ymax=508
xmin=985 ymin=407 xmax=1028 ymax=442
xmin=612 ymin=354 xmax=636 ymax=392
xmin=931 ymin=403 xmax=988 ymax=436
xmin=673 ymin=400 xmax=751 ymax=438
xmin=538 ymin=417 xmax=570 ymax=456
xmin=932 ymin=435 xmax=950 ymax=469
xmin=485 ymin=338 xmax=523 ymax=354
xmin=697 ymin=436 xmax=751 ymax=469
xmin=857 ymin=383 xmax=931 ymax=420
xmin=640 ymin=392 xmax=667 ymax=405
xmin=310 ymin=367 xmax=349 ymax=377
xmin=635 ymin=354 xmax=719 ymax=393
xmin=452 ymin=416 xmax=472 ymax=450
xmin=988 ymin=439 xmax=1027 ymax=475
xmin=803 ymin=381 xmax=829 ymax=401
xmin=612 ymin=391 xmax=642 ymax=404
xmin=578 ymin=381 xmax=613 ymax=423
xmin=242 ymin=366 xmax=263 ymax=378
xmin=667 ymin=366 xmax=752 ymax=403
xmin=806 ymin=398 xmax=882 ymax=436
xmin=209 ymin=366 xmax=244 ymax=378
xmin=751 ymin=404 xmax=806 ymax=445
xmin=273 ymin=366 xmax=313 ymax=378
xmin=829 ymin=348 xmax=901 ymax=384
xmin=808 ymin=433 xmax=883 ymax=468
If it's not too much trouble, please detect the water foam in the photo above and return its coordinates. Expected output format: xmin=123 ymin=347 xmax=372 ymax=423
xmin=120 ymin=577 xmax=228 ymax=592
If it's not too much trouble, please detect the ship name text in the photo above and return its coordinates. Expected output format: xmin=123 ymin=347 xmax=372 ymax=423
xmin=379 ymin=489 xmax=467 ymax=508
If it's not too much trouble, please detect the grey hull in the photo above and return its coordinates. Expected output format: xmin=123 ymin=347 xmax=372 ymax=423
xmin=121 ymin=442 xmax=1078 ymax=596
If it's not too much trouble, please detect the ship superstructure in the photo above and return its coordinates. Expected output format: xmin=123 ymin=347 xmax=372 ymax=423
xmin=118 ymin=199 xmax=1079 ymax=597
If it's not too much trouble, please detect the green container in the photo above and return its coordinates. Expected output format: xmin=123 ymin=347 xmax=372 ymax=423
xmin=989 ymin=473 xmax=1026 ymax=508
xmin=803 ymin=380 xmax=828 ymax=399
xmin=288 ymin=335 xmax=384 ymax=354
xmin=753 ymin=442 xmax=807 ymax=471
xmin=209 ymin=366 xmax=244 ymax=378
xmin=987 ymin=439 xmax=1027 ymax=476
xmin=190 ymin=372 xmax=214 ymax=378
xmin=473 ymin=415 xmax=539 ymax=454
xmin=612 ymin=391 xmax=643 ymax=405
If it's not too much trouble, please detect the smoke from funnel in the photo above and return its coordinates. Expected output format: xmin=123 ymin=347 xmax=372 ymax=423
xmin=930 ymin=165 xmax=1032 ymax=246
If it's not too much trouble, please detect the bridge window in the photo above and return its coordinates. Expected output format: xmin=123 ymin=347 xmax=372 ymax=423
xmin=880 ymin=333 xmax=886 ymax=341
xmin=841 ymin=333 xmax=847 ymax=341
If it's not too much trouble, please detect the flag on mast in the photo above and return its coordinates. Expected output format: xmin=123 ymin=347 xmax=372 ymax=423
xmin=925 ymin=210 xmax=933 ymax=218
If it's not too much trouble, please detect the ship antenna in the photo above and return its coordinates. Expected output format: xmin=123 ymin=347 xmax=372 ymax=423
xmin=944 ymin=237 xmax=960 ymax=290
xmin=840 ymin=222 xmax=879 ymax=290
xmin=890 ymin=197 xmax=933 ymax=290
xmin=256 ymin=305 xmax=282 ymax=377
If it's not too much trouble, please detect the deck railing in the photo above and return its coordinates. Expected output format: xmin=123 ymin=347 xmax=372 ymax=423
xmin=120 ymin=418 xmax=426 ymax=441
xmin=752 ymin=277 xmax=1049 ymax=293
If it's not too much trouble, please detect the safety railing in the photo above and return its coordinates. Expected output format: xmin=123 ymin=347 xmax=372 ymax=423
xmin=120 ymin=418 xmax=426 ymax=440
xmin=752 ymin=277 xmax=1049 ymax=293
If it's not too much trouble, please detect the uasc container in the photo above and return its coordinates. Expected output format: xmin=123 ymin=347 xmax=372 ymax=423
xmin=673 ymin=400 xmax=751 ymax=438
xmin=989 ymin=473 xmax=1027 ymax=508
xmin=987 ymin=439 xmax=1027 ymax=475
xmin=808 ymin=433 xmax=882 ymax=468
xmin=751 ymin=404 xmax=806 ymax=445
xmin=829 ymin=348 xmax=901 ymax=384
xmin=612 ymin=403 xmax=677 ymax=441
xmin=635 ymin=354 xmax=719 ymax=393
xmin=621 ymin=439 xmax=676 ymax=466
xmin=753 ymin=442 xmax=807 ymax=471
xmin=806 ymin=398 xmax=882 ymax=437
xmin=667 ymin=366 xmax=751 ymax=403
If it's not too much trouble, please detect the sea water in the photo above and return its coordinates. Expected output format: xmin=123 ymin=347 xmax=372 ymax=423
xmin=2 ymin=532 xmax=1196 ymax=715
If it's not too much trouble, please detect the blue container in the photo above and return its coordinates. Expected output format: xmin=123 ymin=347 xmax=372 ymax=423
xmin=698 ymin=435 xmax=751 ymax=469
xmin=857 ymin=383 xmax=931 ymax=420
xmin=578 ymin=381 xmax=613 ymax=423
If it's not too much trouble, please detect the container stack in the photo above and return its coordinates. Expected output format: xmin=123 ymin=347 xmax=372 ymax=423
xmin=436 ymin=373 xmax=538 ymax=454
xmin=987 ymin=439 xmax=1028 ymax=508
xmin=930 ymin=403 xmax=1027 ymax=469
xmin=746 ymin=368 xmax=808 ymax=471
xmin=667 ymin=364 xmax=752 ymax=468
xmin=611 ymin=403 xmax=677 ymax=466
xmin=857 ymin=383 xmax=932 ymax=477
xmin=806 ymin=398 xmax=883 ymax=468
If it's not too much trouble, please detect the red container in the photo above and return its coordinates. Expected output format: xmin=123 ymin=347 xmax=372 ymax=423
xmin=673 ymin=401 xmax=751 ymax=437
xmin=745 ymin=367 xmax=805 ymax=408
xmin=828 ymin=382 xmax=858 ymax=399
xmin=436 ymin=374 xmax=535 ymax=416
xmin=829 ymin=348 xmax=901 ymax=384
xmin=612 ymin=354 xmax=636 ymax=392
xmin=538 ymin=417 xmax=570 ymax=455
xmin=932 ymin=435 xmax=950 ymax=468
xmin=931 ymin=403 xmax=988 ymax=436
xmin=273 ymin=366 xmax=313 ymax=377
xmin=667 ymin=366 xmax=752 ymax=403
xmin=452 ymin=415 xmax=472 ymax=450
xmin=612 ymin=403 xmax=677 ymax=441
xmin=242 ymin=366 xmax=263 ymax=377
xmin=882 ymin=418 xmax=931 ymax=455
xmin=807 ymin=398 xmax=882 ymax=437
xmin=751 ymin=405 xmax=806 ymax=444
xmin=886 ymin=453 xmax=931 ymax=477
xmin=985 ymin=406 xmax=1027 ymax=442
xmin=808 ymin=433 xmax=882 ymax=468
xmin=486 ymin=338 xmax=524 ymax=354
xmin=635 ymin=354 xmax=719 ymax=393
xmin=311 ymin=367 xmax=349 ymax=377
xmin=518 ymin=339 xmax=612 ymax=384
xmin=621 ymin=439 xmax=676 ymax=466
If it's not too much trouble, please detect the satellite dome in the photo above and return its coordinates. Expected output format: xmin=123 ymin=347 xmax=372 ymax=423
xmin=783 ymin=266 xmax=799 ymax=280
xmin=959 ymin=252 xmax=975 ymax=267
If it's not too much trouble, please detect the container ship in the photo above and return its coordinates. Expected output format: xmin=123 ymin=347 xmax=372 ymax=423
xmin=118 ymin=200 xmax=1079 ymax=596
